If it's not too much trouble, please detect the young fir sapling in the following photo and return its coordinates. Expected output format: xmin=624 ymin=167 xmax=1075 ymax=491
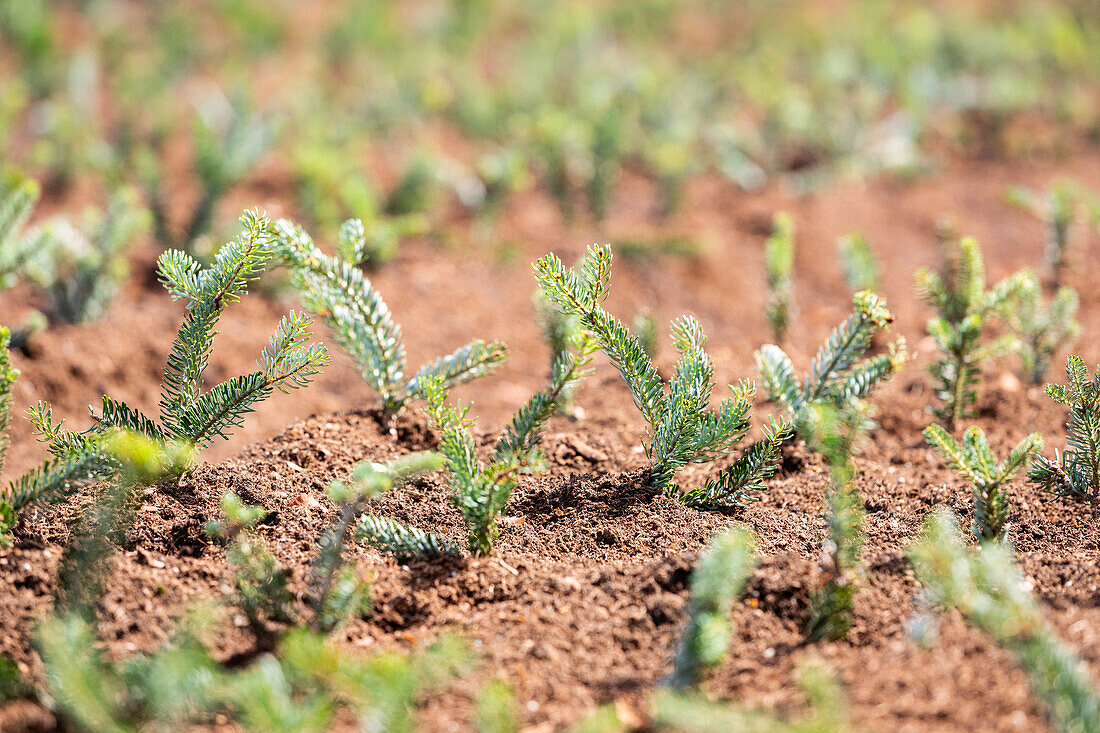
xmin=916 ymin=236 xmax=1029 ymax=427
xmin=29 ymin=212 xmax=329 ymax=469
xmin=804 ymin=404 xmax=869 ymax=642
xmin=1006 ymin=180 xmax=1100 ymax=288
xmin=361 ymin=331 xmax=597 ymax=558
xmin=755 ymin=291 xmax=906 ymax=440
xmin=1028 ymin=356 xmax=1100 ymax=506
xmin=1001 ymin=272 xmax=1080 ymax=385
xmin=924 ymin=424 xmax=1042 ymax=542
xmin=272 ymin=218 xmax=506 ymax=424
xmin=534 ymin=244 xmax=791 ymax=506
xmin=0 ymin=327 xmax=115 ymax=541
xmin=670 ymin=526 xmax=759 ymax=688
xmin=911 ymin=511 xmax=1100 ymax=733
xmin=837 ymin=232 xmax=880 ymax=292
xmin=764 ymin=212 xmax=795 ymax=341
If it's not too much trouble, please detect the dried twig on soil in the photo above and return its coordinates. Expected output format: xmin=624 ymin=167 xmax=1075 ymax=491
xmin=924 ymin=424 xmax=1042 ymax=542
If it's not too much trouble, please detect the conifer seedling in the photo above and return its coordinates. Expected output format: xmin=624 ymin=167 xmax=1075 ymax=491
xmin=29 ymin=211 xmax=330 ymax=469
xmin=911 ymin=511 xmax=1100 ymax=733
xmin=1006 ymin=180 xmax=1100 ymax=288
xmin=0 ymin=326 xmax=115 ymax=542
xmin=670 ymin=527 xmax=758 ymax=688
xmin=273 ymin=218 xmax=507 ymax=424
xmin=916 ymin=236 xmax=1029 ymax=427
xmin=535 ymin=244 xmax=791 ymax=505
xmin=764 ymin=212 xmax=795 ymax=341
xmin=1001 ymin=272 xmax=1080 ymax=385
xmin=360 ymin=330 xmax=598 ymax=557
xmin=139 ymin=96 xmax=276 ymax=252
xmin=1028 ymin=356 xmax=1100 ymax=506
xmin=804 ymin=404 xmax=869 ymax=642
xmin=1 ymin=171 xmax=149 ymax=324
xmin=924 ymin=424 xmax=1042 ymax=542
xmin=837 ymin=232 xmax=880 ymax=292
xmin=755 ymin=290 xmax=906 ymax=441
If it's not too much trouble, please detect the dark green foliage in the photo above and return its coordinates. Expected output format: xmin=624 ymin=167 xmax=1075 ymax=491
xmin=273 ymin=217 xmax=506 ymax=421
xmin=1028 ymin=356 xmax=1100 ymax=505
xmin=911 ymin=511 xmax=1100 ymax=733
xmin=916 ymin=236 xmax=1029 ymax=427
xmin=671 ymin=527 xmax=758 ymax=688
xmin=804 ymin=405 xmax=869 ymax=642
xmin=1001 ymin=272 xmax=1080 ymax=385
xmin=0 ymin=327 xmax=115 ymax=542
xmin=37 ymin=613 xmax=472 ymax=733
xmin=536 ymin=244 xmax=790 ymax=504
xmin=837 ymin=233 xmax=880 ymax=292
xmin=764 ymin=212 xmax=795 ymax=341
xmin=755 ymin=291 xmax=906 ymax=441
xmin=30 ymin=211 xmax=329 ymax=465
xmin=924 ymin=424 xmax=1042 ymax=542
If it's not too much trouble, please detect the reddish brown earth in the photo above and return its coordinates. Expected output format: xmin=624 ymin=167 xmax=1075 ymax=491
xmin=3 ymin=143 xmax=1100 ymax=731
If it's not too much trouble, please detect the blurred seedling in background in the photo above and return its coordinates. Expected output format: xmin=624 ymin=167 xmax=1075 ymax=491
xmin=136 ymin=92 xmax=276 ymax=254
xmin=764 ymin=212 xmax=795 ymax=341
xmin=1006 ymin=180 xmax=1100 ymax=288
xmin=838 ymin=233 xmax=881 ymax=293
xmin=1000 ymin=271 xmax=1079 ymax=385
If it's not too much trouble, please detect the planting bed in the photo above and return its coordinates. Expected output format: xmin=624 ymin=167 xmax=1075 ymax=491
xmin=3 ymin=145 xmax=1100 ymax=731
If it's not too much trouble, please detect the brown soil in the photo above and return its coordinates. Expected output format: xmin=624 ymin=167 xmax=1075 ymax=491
xmin=3 ymin=142 xmax=1100 ymax=731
